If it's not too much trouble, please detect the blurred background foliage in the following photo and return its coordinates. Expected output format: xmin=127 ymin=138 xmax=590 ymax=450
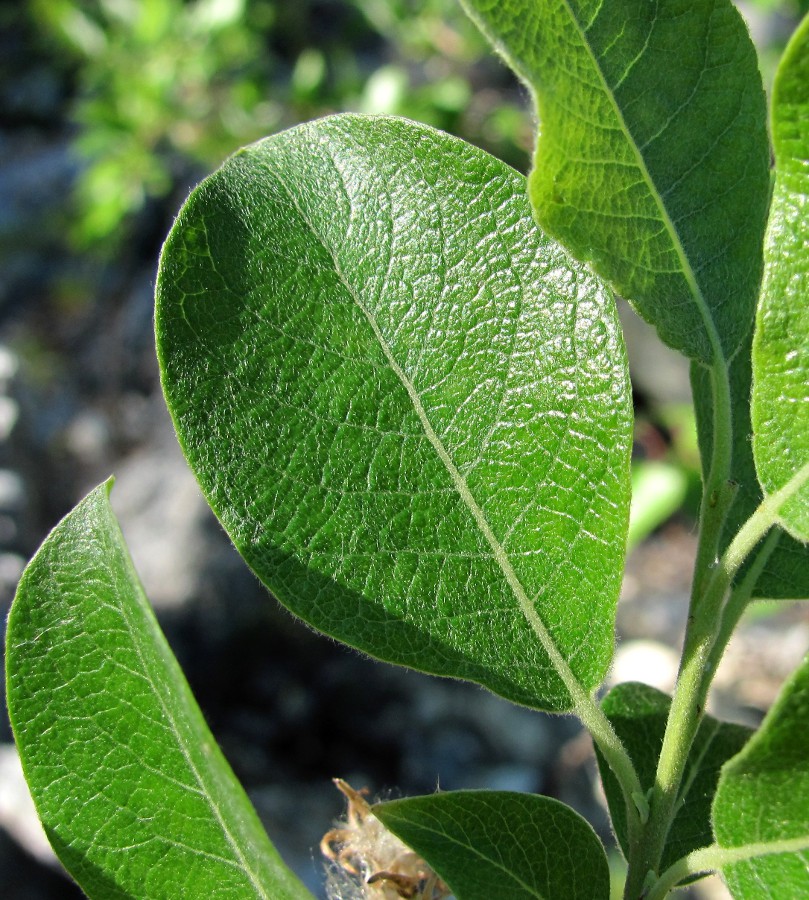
xmin=26 ymin=0 xmax=530 ymax=251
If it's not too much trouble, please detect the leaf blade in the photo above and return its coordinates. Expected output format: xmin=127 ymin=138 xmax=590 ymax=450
xmin=712 ymin=653 xmax=809 ymax=896
xmin=458 ymin=0 xmax=770 ymax=365
xmin=156 ymin=115 xmax=633 ymax=712
xmin=374 ymin=790 xmax=610 ymax=900
xmin=752 ymin=12 xmax=809 ymax=542
xmin=5 ymin=482 xmax=311 ymax=900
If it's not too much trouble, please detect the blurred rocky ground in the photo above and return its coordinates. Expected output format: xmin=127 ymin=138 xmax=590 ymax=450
xmin=0 ymin=3 xmax=807 ymax=899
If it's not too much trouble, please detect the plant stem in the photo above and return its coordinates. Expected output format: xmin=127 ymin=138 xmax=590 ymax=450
xmin=690 ymin=363 xmax=736 ymax=603
xmin=623 ymin=362 xmax=734 ymax=899
xmin=522 ymin=619 xmax=644 ymax=837
xmin=725 ymin=460 xmax=809 ymax=573
xmin=644 ymin=846 xmax=717 ymax=900
xmin=623 ymin=458 xmax=809 ymax=898
xmin=572 ymin=686 xmax=646 ymax=843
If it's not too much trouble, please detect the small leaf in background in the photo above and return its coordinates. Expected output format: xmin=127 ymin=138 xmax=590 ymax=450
xmin=596 ymin=683 xmax=751 ymax=876
xmin=156 ymin=115 xmax=632 ymax=712
xmin=713 ymin=653 xmax=809 ymax=896
xmin=752 ymin=12 xmax=809 ymax=542
xmin=627 ymin=461 xmax=689 ymax=552
xmin=374 ymin=790 xmax=610 ymax=900
xmin=5 ymin=482 xmax=311 ymax=900
xmin=458 ymin=0 xmax=770 ymax=364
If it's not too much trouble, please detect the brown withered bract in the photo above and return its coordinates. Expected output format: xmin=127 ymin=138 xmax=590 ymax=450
xmin=321 ymin=779 xmax=450 ymax=900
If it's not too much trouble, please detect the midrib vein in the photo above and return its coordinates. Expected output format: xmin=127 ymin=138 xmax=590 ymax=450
xmin=701 ymin=834 xmax=809 ymax=867
xmin=357 ymin=286 xmax=563 ymax=664
xmin=114 ymin=521 xmax=273 ymax=899
xmin=130 ymin=629 xmax=272 ymax=897
xmin=266 ymin=152 xmax=589 ymax=705
xmin=334 ymin=277 xmax=582 ymax=698
xmin=558 ymin=0 xmax=726 ymax=366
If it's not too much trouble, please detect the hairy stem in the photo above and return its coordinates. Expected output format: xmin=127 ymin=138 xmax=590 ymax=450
xmin=573 ymin=688 xmax=646 ymax=845
xmin=623 ymin=361 xmax=734 ymax=899
xmin=725 ymin=460 xmax=809 ymax=574
xmin=624 ymin=455 xmax=809 ymax=898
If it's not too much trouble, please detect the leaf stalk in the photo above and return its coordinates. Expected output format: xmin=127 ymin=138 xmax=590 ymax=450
xmin=645 ymin=835 xmax=809 ymax=900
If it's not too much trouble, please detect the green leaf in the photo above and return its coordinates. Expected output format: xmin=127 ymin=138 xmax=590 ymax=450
xmin=595 ymin=683 xmax=751 ymax=876
xmin=5 ymin=481 xmax=311 ymax=900
xmin=155 ymin=115 xmax=632 ymax=712
xmin=374 ymin=790 xmax=610 ymax=900
xmin=692 ymin=351 xmax=809 ymax=600
xmin=752 ymin=12 xmax=809 ymax=542
xmin=713 ymin=653 xmax=809 ymax=896
xmin=458 ymin=0 xmax=770 ymax=365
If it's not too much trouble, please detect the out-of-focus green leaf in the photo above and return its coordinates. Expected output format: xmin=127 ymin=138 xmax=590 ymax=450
xmin=627 ymin=461 xmax=688 ymax=551
xmin=156 ymin=115 xmax=632 ymax=712
xmin=713 ymin=654 xmax=809 ymax=896
xmin=5 ymin=481 xmax=311 ymax=900
xmin=458 ymin=0 xmax=770 ymax=365
xmin=595 ymin=683 xmax=751 ymax=877
xmin=375 ymin=790 xmax=610 ymax=899
xmin=752 ymin=12 xmax=809 ymax=542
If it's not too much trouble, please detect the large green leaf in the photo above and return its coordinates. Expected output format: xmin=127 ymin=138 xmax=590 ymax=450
xmin=155 ymin=115 xmax=632 ymax=712
xmin=374 ymin=790 xmax=610 ymax=900
xmin=713 ymin=653 xmax=809 ymax=896
xmin=692 ymin=351 xmax=809 ymax=599
xmin=692 ymin=14 xmax=809 ymax=597
xmin=5 ymin=482 xmax=311 ymax=900
xmin=752 ymin=12 xmax=809 ymax=542
xmin=595 ymin=682 xmax=751 ymax=876
xmin=458 ymin=0 xmax=770 ymax=365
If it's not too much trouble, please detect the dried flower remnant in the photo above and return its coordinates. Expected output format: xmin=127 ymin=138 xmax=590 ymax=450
xmin=321 ymin=779 xmax=451 ymax=900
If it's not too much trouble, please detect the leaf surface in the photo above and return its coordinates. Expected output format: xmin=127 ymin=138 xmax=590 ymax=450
xmin=692 ymin=354 xmax=809 ymax=599
xmin=752 ymin=13 xmax=809 ymax=542
xmin=5 ymin=482 xmax=310 ymax=900
xmin=155 ymin=115 xmax=632 ymax=712
xmin=458 ymin=0 xmax=770 ymax=364
xmin=374 ymin=790 xmax=610 ymax=900
xmin=713 ymin=653 xmax=809 ymax=896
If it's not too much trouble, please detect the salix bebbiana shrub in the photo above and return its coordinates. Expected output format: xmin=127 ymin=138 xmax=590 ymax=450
xmin=5 ymin=2 xmax=809 ymax=898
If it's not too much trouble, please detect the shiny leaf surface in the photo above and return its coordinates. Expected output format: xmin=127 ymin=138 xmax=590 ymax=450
xmin=752 ymin=12 xmax=809 ymax=542
xmin=156 ymin=115 xmax=632 ymax=712
xmin=375 ymin=790 xmax=610 ymax=900
xmin=5 ymin=482 xmax=310 ymax=900
xmin=458 ymin=0 xmax=770 ymax=364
